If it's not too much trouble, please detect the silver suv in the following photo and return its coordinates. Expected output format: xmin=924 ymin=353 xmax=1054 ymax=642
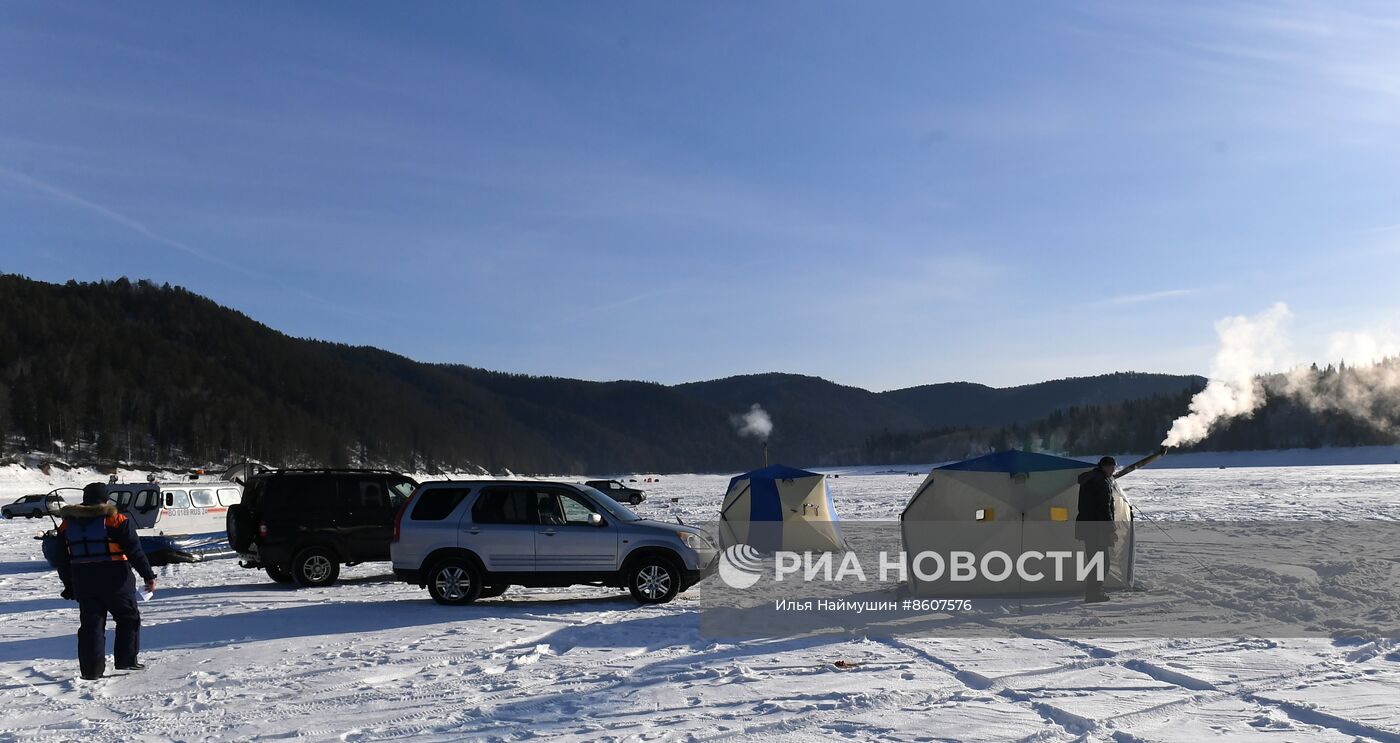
xmin=2 ymin=493 xmax=65 ymax=519
xmin=391 ymin=480 xmax=717 ymax=605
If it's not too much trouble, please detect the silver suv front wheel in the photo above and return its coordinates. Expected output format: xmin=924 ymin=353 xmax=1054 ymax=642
xmin=628 ymin=556 xmax=681 ymax=604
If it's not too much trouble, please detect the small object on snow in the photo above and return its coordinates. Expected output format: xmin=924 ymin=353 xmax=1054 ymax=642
xmin=832 ymin=660 xmax=860 ymax=669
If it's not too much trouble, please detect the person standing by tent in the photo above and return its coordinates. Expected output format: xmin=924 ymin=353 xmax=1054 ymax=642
xmin=42 ymin=483 xmax=157 ymax=680
xmin=1075 ymin=456 xmax=1117 ymax=603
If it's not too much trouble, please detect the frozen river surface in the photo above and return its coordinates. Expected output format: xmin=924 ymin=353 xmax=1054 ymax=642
xmin=1 ymin=462 xmax=1398 ymax=742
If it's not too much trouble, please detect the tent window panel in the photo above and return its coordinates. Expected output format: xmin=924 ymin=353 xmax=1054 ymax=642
xmin=1050 ymin=506 xmax=1069 ymax=521
xmin=975 ymin=508 xmax=994 ymax=522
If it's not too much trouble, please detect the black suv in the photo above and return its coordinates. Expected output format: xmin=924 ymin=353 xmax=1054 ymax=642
xmin=227 ymin=469 xmax=417 ymax=587
xmin=584 ymin=479 xmax=647 ymax=505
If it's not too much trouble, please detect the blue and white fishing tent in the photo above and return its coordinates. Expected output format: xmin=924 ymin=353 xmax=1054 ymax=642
xmin=719 ymin=464 xmax=846 ymax=552
xmin=901 ymin=450 xmax=1134 ymax=595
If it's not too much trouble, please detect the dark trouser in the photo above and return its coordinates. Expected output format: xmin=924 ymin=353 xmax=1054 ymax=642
xmin=1083 ymin=538 xmax=1112 ymax=599
xmin=72 ymin=562 xmax=141 ymax=677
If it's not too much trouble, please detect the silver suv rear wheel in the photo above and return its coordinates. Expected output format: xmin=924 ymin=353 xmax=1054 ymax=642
xmin=427 ymin=559 xmax=482 ymax=606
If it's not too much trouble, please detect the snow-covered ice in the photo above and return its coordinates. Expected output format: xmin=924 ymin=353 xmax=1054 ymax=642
xmin=1 ymin=462 xmax=1398 ymax=741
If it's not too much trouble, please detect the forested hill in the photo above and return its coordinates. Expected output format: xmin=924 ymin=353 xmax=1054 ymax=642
xmin=1 ymin=275 xmax=1209 ymax=473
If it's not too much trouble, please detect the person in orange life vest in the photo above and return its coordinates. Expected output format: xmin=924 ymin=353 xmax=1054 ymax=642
xmin=43 ymin=482 xmax=158 ymax=680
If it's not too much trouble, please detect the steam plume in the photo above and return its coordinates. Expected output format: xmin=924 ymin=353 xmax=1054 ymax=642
xmin=733 ymin=404 xmax=773 ymax=441
xmin=1163 ymin=303 xmax=1292 ymax=446
xmin=1165 ymin=303 xmax=1400 ymax=446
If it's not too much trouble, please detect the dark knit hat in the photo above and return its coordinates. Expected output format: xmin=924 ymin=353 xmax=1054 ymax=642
xmin=82 ymin=482 xmax=108 ymax=505
xmin=1097 ymin=456 xmax=1117 ymax=468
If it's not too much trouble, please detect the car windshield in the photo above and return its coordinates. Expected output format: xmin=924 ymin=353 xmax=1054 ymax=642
xmin=579 ymin=486 xmax=641 ymax=522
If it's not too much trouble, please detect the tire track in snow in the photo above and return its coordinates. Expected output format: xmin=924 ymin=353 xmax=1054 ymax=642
xmin=872 ymin=636 xmax=1085 ymax=742
xmin=996 ymin=627 xmax=1398 ymax=742
xmin=135 ymin=608 xmax=657 ymax=739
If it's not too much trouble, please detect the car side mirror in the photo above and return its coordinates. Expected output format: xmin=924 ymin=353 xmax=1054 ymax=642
xmin=589 ymin=512 xmax=604 ymax=527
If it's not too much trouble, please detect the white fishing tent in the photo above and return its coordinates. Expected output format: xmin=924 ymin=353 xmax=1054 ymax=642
xmin=901 ymin=450 xmax=1134 ymax=596
xmin=719 ymin=464 xmax=846 ymax=552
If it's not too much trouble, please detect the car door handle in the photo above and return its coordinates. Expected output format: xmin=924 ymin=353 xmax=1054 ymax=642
xmin=464 ymin=528 xmax=480 ymax=535
xmin=540 ymin=529 xmax=556 ymax=536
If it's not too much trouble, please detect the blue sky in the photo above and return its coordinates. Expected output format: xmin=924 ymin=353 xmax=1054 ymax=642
xmin=3 ymin=1 xmax=1399 ymax=390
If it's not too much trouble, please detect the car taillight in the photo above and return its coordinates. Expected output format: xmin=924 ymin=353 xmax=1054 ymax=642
xmin=392 ymin=500 xmax=410 ymax=543
xmin=258 ymin=522 xmax=268 ymax=538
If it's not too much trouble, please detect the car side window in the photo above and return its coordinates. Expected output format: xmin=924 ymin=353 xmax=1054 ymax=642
xmin=389 ymin=480 xmax=414 ymax=507
xmin=351 ymin=480 xmax=388 ymax=510
xmin=610 ymin=482 xmax=622 ymax=490
xmin=557 ymin=492 xmax=599 ymax=525
xmin=472 ymin=488 xmax=532 ymax=525
xmin=304 ymin=478 xmax=338 ymax=512
xmin=217 ymin=488 xmax=241 ymax=506
xmin=534 ymin=491 xmax=564 ymax=526
xmin=277 ymin=477 xmax=336 ymax=512
xmin=411 ymin=488 xmax=471 ymax=521
xmin=165 ymin=490 xmax=191 ymax=508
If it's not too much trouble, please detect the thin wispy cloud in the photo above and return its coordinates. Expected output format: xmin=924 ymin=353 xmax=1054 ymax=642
xmin=0 ymin=165 xmax=379 ymax=321
xmin=1098 ymin=289 xmax=1201 ymax=306
xmin=0 ymin=164 xmax=245 ymax=273
xmin=569 ymin=285 xmax=689 ymax=322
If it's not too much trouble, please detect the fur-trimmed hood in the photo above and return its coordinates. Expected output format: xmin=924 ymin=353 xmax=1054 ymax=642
xmin=60 ymin=503 xmax=117 ymax=519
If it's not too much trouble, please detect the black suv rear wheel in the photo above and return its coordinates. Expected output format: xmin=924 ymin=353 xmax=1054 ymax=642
xmin=627 ymin=555 xmax=681 ymax=604
xmin=427 ymin=559 xmax=482 ymax=606
xmin=292 ymin=547 xmax=341 ymax=587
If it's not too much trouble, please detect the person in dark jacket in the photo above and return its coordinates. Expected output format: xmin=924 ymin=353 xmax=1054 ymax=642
xmin=1075 ymin=456 xmax=1117 ymax=603
xmin=43 ymin=482 xmax=158 ymax=680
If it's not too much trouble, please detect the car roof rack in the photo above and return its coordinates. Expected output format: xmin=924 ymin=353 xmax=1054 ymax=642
xmin=261 ymin=467 xmax=406 ymax=475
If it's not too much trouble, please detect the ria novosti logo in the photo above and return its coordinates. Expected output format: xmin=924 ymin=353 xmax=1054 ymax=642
xmin=718 ymin=544 xmax=765 ymax=589
xmin=717 ymin=546 xmax=1108 ymax=589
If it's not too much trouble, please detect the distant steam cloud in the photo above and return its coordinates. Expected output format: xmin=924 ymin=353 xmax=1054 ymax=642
xmin=733 ymin=404 xmax=773 ymax=441
xmin=1165 ymin=303 xmax=1400 ymax=447
xmin=1272 ymin=353 xmax=1400 ymax=439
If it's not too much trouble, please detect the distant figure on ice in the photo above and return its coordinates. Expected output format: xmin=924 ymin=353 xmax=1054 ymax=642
xmin=1075 ymin=456 xmax=1117 ymax=604
xmin=42 ymin=483 xmax=158 ymax=680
